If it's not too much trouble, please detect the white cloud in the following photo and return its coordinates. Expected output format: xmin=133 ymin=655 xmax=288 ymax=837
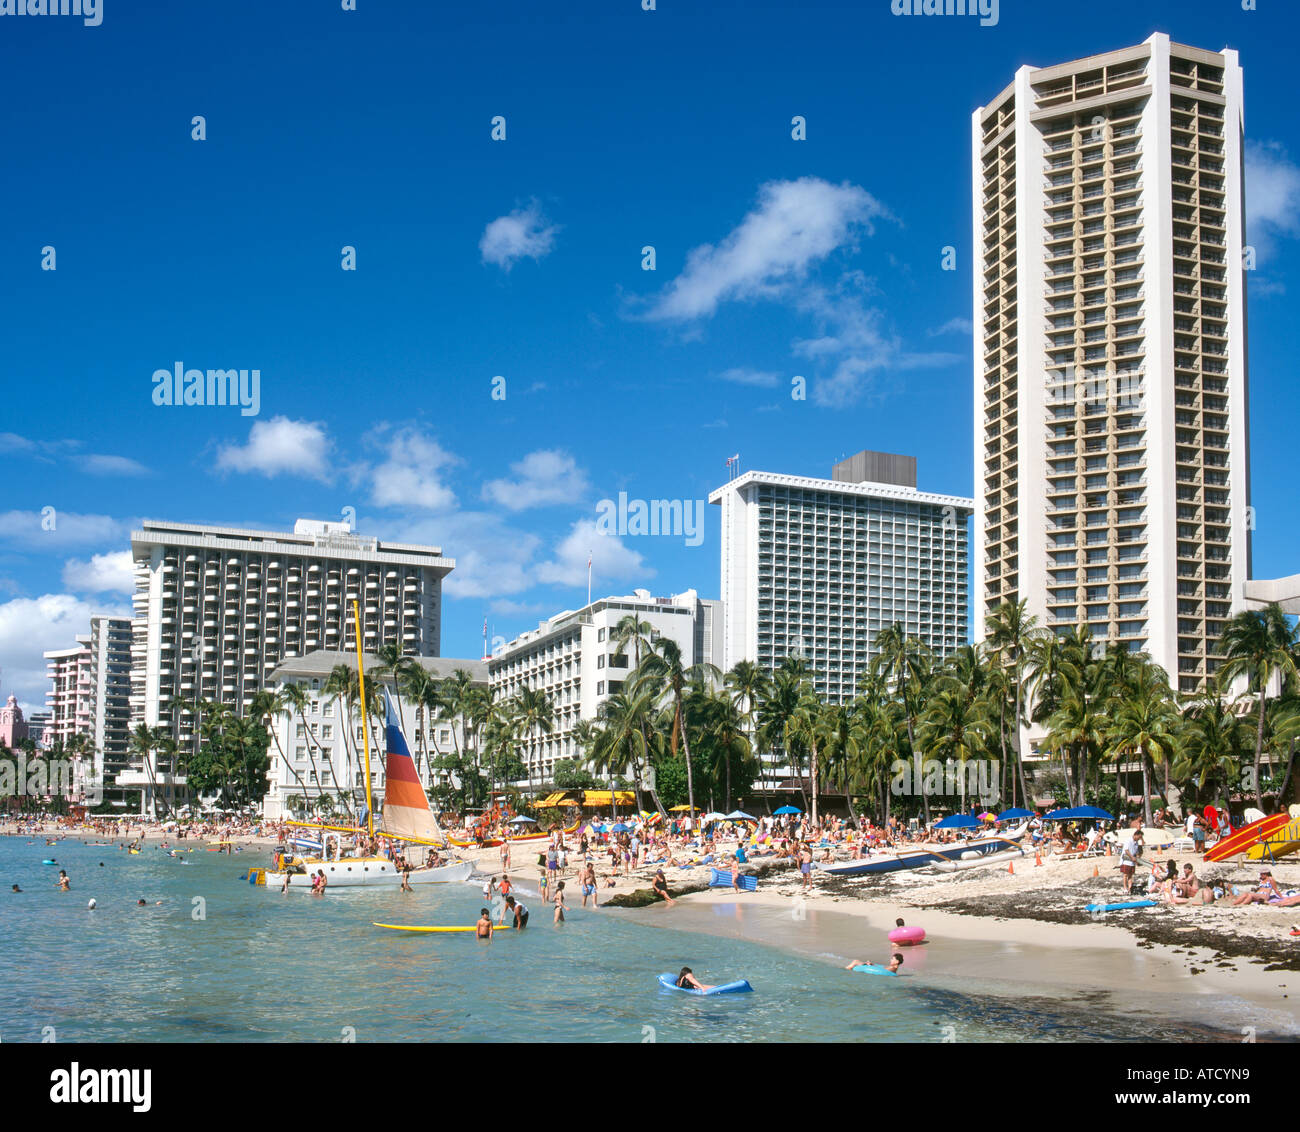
xmin=536 ymin=519 xmax=649 ymax=588
xmin=367 ymin=428 xmax=458 ymax=512
xmin=480 ymin=201 xmax=560 ymax=270
xmin=216 ymin=417 xmax=332 ymax=481
xmin=488 ymin=598 xmax=547 ymax=617
xmin=717 ymin=367 xmax=780 ymax=387
xmin=644 ymin=177 xmax=888 ymax=321
xmin=0 ymin=593 xmax=131 ymax=712
xmin=1246 ymin=141 xmax=1300 ymax=260
xmin=0 ymin=510 xmax=130 ymax=549
xmin=928 ymin=317 xmax=973 ymax=337
xmin=388 ymin=510 xmax=540 ymax=600
xmin=481 ymin=450 xmax=589 ymax=511
xmin=792 ymin=279 xmax=962 ymax=408
xmin=61 ymin=550 xmax=135 ymax=594
xmin=82 ymin=453 xmax=148 ymax=476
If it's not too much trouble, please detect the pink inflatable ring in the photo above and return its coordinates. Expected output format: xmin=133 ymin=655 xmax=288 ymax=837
xmin=888 ymin=925 xmax=926 ymax=945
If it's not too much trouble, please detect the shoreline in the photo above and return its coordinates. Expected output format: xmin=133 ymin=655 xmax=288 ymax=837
xmin=466 ymin=837 xmax=1300 ymax=1038
xmin=15 ymin=824 xmax=1300 ymax=1038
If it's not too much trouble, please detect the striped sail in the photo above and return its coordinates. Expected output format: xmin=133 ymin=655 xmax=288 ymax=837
xmin=380 ymin=690 xmax=444 ymax=844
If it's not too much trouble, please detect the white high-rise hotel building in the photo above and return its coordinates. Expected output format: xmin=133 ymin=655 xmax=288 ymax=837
xmin=711 ymin=451 xmax=972 ymax=705
xmin=973 ymin=34 xmax=1251 ymax=692
xmin=130 ymin=519 xmax=453 ymax=748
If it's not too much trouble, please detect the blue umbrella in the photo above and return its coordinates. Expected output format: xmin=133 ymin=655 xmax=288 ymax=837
xmin=996 ymin=807 xmax=1035 ymax=821
xmin=1043 ymin=805 xmax=1115 ymax=822
xmin=609 ymin=823 xmax=632 ymax=833
xmin=773 ymin=805 xmax=802 ymax=816
xmin=933 ymin=814 xmax=980 ymax=830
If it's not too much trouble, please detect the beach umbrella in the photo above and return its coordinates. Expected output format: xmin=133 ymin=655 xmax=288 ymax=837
xmin=725 ymin=810 xmax=758 ymax=822
xmin=995 ymin=807 xmax=1034 ymax=821
xmin=669 ymin=805 xmax=693 ymax=812
xmin=773 ymin=805 xmax=802 ymax=816
xmin=609 ymin=823 xmax=632 ymax=833
xmin=933 ymin=814 xmax=980 ymax=830
xmin=702 ymin=812 xmax=727 ymax=823
xmin=1043 ymin=806 xmax=1114 ymax=822
xmin=509 ymin=816 xmax=538 ymax=825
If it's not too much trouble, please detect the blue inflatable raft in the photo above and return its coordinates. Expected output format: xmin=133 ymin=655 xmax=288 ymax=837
xmin=657 ymin=973 xmax=753 ymax=995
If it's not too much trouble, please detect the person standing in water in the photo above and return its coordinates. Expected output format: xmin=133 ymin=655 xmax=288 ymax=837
xmin=476 ymin=908 xmax=494 ymax=939
xmin=553 ymin=880 xmax=567 ymax=923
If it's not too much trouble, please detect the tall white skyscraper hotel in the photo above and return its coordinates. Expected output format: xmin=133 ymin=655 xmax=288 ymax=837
xmin=973 ymin=34 xmax=1251 ymax=692
xmin=712 ymin=451 xmax=972 ymax=704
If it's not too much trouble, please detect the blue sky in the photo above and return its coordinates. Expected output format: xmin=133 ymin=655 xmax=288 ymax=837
xmin=2 ymin=0 xmax=1298 ymax=710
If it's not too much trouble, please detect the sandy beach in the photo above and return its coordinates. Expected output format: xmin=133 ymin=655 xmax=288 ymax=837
xmin=457 ymin=832 xmax=1300 ymax=1036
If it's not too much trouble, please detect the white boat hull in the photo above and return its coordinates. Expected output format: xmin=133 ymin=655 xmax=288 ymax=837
xmin=263 ymin=857 xmax=473 ymax=889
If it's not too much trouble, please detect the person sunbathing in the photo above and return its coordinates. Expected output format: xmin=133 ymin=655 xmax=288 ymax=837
xmin=1232 ymin=870 xmax=1285 ymax=906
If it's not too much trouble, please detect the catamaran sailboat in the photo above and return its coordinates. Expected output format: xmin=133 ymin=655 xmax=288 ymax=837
xmin=255 ymin=603 xmax=473 ymax=890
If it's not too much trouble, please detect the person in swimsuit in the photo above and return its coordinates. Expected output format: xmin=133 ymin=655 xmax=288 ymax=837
xmin=503 ymin=894 xmax=529 ymax=929
xmin=580 ymin=863 xmax=598 ymax=907
xmin=553 ymin=880 xmax=566 ymax=924
xmin=1233 ymin=869 xmax=1286 ymax=906
xmin=799 ymin=846 xmax=813 ymax=891
xmin=675 ymin=967 xmax=713 ymax=991
xmin=55 ymin=870 xmax=70 ymax=891
xmin=652 ymin=869 xmax=675 ymax=906
xmin=844 ymin=952 xmax=904 ymax=974
xmin=476 ymin=908 xmax=493 ymax=939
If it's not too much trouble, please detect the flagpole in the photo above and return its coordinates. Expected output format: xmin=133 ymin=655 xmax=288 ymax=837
xmin=587 ymin=550 xmax=592 ymax=607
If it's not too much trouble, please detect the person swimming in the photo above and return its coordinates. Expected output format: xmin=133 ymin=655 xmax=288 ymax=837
xmin=844 ymin=952 xmax=905 ymax=974
xmin=675 ymin=967 xmax=713 ymax=991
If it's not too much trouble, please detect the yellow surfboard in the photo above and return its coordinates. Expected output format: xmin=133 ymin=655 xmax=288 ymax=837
xmin=1246 ymin=819 xmax=1300 ymax=862
xmin=372 ymin=921 xmax=513 ymax=933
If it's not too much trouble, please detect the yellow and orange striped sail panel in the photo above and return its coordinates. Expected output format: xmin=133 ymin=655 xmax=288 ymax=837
xmin=380 ymin=690 xmax=444 ymax=844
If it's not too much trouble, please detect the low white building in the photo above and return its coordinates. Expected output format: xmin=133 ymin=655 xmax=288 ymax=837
xmin=487 ymin=588 xmax=722 ymax=786
xmin=262 ymin=650 xmax=486 ymax=821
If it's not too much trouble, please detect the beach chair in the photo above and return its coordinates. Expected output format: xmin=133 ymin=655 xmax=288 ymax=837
xmin=709 ymin=867 xmax=757 ymax=891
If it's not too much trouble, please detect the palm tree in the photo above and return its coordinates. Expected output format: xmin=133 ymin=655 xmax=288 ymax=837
xmin=510 ymin=686 xmax=556 ymax=798
xmin=872 ymin=623 xmax=934 ymax=822
xmin=705 ymin=691 xmax=754 ymax=813
xmin=399 ymin=662 xmax=437 ymax=789
xmin=1173 ymin=695 xmax=1246 ymax=810
xmin=725 ymin=660 xmax=773 ymax=811
xmin=277 ymin=681 xmax=340 ymax=814
xmin=1106 ymin=662 xmax=1181 ymax=825
xmin=983 ymin=600 xmax=1044 ymax=814
xmin=818 ymin=701 xmax=865 ymax=827
xmin=248 ymin=688 xmax=310 ymax=807
xmin=128 ymin=723 xmax=160 ymax=818
xmin=1217 ymin=605 xmax=1299 ymax=811
xmin=918 ymin=683 xmax=993 ymax=813
xmin=589 ymin=684 xmax=657 ymax=819
xmin=787 ymin=687 xmax=825 ymax=825
xmin=758 ymin=658 xmax=811 ymax=813
xmin=640 ymin=638 xmax=720 ymax=819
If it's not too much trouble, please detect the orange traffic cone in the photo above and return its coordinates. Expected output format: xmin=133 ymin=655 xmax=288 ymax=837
xmin=1035 ymin=849 xmax=1043 ymax=867
xmin=1093 ymin=864 xmax=1099 ymax=878
xmin=1008 ymin=861 xmax=1015 ymax=875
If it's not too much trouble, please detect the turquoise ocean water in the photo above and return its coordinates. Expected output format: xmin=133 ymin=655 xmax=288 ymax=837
xmin=0 ymin=835 xmax=1279 ymax=1043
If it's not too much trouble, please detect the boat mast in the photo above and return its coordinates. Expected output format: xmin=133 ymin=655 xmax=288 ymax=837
xmin=353 ymin=599 xmax=376 ymax=840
